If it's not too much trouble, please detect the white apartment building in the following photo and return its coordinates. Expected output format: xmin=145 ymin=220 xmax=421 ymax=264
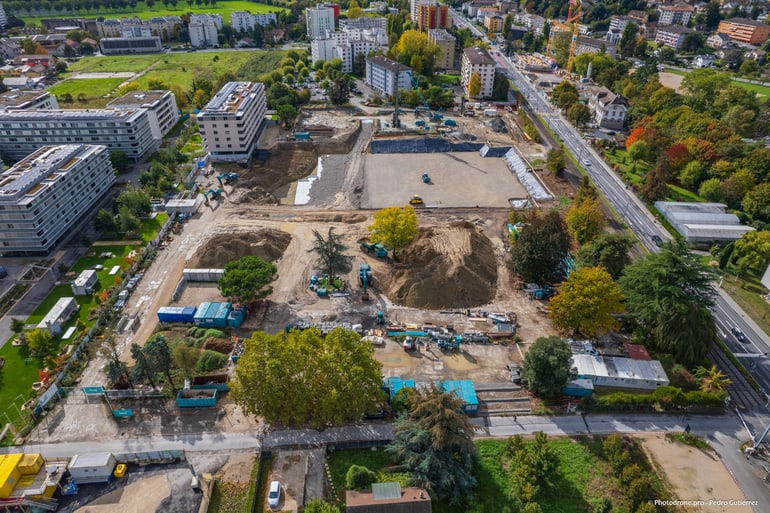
xmin=198 ymin=82 xmax=267 ymax=163
xmin=311 ymin=28 xmax=387 ymax=72
xmin=189 ymin=14 xmax=222 ymax=47
xmin=0 ymin=2 xmax=8 ymax=30
xmin=97 ymin=16 xmax=181 ymax=41
xmin=339 ymin=17 xmax=387 ymax=30
xmin=0 ymin=145 xmax=115 ymax=255
xmin=428 ymin=28 xmax=456 ymax=70
xmin=658 ymin=3 xmax=694 ymax=27
xmin=121 ymin=25 xmax=153 ymax=38
xmin=230 ymin=11 xmax=278 ymax=33
xmin=306 ymin=5 xmax=336 ymax=39
xmin=586 ymin=86 xmax=628 ymax=130
xmin=108 ymin=90 xmax=179 ymax=140
xmin=365 ymin=56 xmax=411 ymax=97
xmin=0 ymin=109 xmax=155 ymax=161
xmin=0 ymin=90 xmax=59 ymax=110
xmin=461 ymin=46 xmax=495 ymax=98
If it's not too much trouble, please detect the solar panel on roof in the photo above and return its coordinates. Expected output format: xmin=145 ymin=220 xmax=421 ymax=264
xmin=372 ymin=482 xmax=401 ymax=500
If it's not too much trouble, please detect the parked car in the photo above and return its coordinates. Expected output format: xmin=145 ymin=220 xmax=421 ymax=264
xmin=402 ymin=336 xmax=417 ymax=352
xmin=731 ymin=326 xmax=747 ymax=342
xmin=267 ymin=481 xmax=281 ymax=508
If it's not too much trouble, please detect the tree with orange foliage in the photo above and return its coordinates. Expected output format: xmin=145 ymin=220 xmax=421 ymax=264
xmin=625 ymin=126 xmax=646 ymax=148
xmin=665 ymin=144 xmax=691 ymax=174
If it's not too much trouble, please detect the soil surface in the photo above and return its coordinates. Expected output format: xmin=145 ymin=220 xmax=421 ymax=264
xmin=658 ymin=71 xmax=686 ymax=93
xmin=641 ymin=434 xmax=752 ymax=512
xmin=187 ymin=229 xmax=292 ymax=268
xmin=74 ymin=475 xmax=170 ymax=513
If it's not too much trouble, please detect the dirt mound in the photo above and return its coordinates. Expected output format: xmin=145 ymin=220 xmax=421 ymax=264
xmin=384 ymin=221 xmax=497 ymax=309
xmin=232 ymin=146 xmax=318 ymax=205
xmin=188 ymin=229 xmax=292 ymax=268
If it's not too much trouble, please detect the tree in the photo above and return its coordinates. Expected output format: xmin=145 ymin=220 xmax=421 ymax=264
xmin=131 ymin=342 xmax=158 ymax=389
xmin=348 ymin=0 xmax=364 ymax=18
xmin=550 ymin=267 xmax=624 ymax=336
xmin=566 ymin=103 xmax=591 ymax=126
xmin=346 ymin=465 xmax=377 ymax=490
xmin=704 ymin=1 xmax=722 ymax=30
xmin=231 ymin=328 xmax=386 ymax=429
xmin=327 ymin=74 xmax=351 ymax=105
xmin=732 ymin=230 xmax=770 ymax=274
xmin=699 ymin=178 xmax=723 ymax=202
xmin=694 ymin=365 xmax=732 ymax=393
xmin=116 ymin=189 xmax=152 ymax=217
xmin=218 ymin=255 xmax=278 ymax=303
xmin=521 ymin=336 xmax=574 ymax=398
xmin=576 ymin=234 xmax=633 ymax=279
xmin=101 ymin=333 xmax=132 ymax=389
xmin=743 ymin=182 xmax=770 ymax=222
xmin=117 ymin=205 xmax=140 ymax=234
xmin=639 ymin=156 xmax=671 ymax=202
xmin=277 ymin=104 xmax=298 ymax=126
xmin=309 ymin=228 xmax=352 ymax=284
xmin=144 ymin=334 xmax=176 ymax=392
xmin=173 ymin=344 xmax=200 ymax=381
xmin=565 ymin=196 xmax=605 ymax=245
xmin=10 ymin=318 xmax=25 ymax=334
xmin=627 ymin=141 xmax=649 ymax=162
xmin=368 ymin=205 xmax=418 ymax=260
xmin=492 ymin=71 xmax=509 ymax=100
xmin=619 ymin=21 xmax=638 ymax=58
xmin=109 ymin=150 xmax=130 ymax=174
xmin=27 ymin=329 xmax=52 ymax=357
xmin=394 ymin=30 xmax=440 ymax=77
xmin=546 ymin=148 xmax=566 ymax=176
xmin=509 ymin=211 xmax=572 ymax=284
xmin=618 ymin=241 xmax=716 ymax=366
xmin=386 ymin=384 xmax=478 ymax=506
xmin=551 ymin=81 xmax=578 ymax=111
xmin=468 ymin=71 xmax=482 ymax=98
xmin=303 ymin=500 xmax=341 ymax=513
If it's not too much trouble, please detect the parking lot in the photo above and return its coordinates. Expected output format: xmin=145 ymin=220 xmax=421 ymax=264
xmin=360 ymin=152 xmax=528 ymax=208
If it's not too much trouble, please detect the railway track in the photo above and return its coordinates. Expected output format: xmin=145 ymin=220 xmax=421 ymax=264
xmin=709 ymin=345 xmax=763 ymax=410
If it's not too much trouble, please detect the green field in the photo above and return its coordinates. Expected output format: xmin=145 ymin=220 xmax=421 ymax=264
xmin=661 ymin=68 xmax=770 ymax=101
xmin=18 ymin=1 xmax=285 ymax=27
xmin=47 ymin=77 xmax=127 ymax=109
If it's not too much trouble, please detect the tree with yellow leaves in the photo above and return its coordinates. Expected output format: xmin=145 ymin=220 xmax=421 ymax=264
xmin=565 ymin=195 xmax=605 ymax=245
xmin=348 ymin=0 xmax=364 ymax=18
xmin=394 ymin=30 xmax=440 ymax=77
xmin=368 ymin=205 xmax=418 ymax=260
xmin=468 ymin=72 xmax=482 ymax=98
xmin=549 ymin=266 xmax=624 ymax=336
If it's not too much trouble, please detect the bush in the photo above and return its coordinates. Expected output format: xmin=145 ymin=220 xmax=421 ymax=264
xmin=196 ymin=350 xmax=228 ymax=373
xmin=345 ymin=465 xmax=378 ymax=491
xmin=204 ymin=329 xmax=226 ymax=339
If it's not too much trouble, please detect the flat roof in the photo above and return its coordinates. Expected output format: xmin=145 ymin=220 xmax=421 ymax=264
xmin=346 ymin=486 xmax=431 ymax=508
xmin=463 ymin=46 xmax=495 ymax=66
xmin=200 ymin=82 xmax=263 ymax=116
xmin=0 ymin=107 xmax=145 ymax=122
xmin=367 ymin=55 xmax=410 ymax=73
xmin=573 ymin=354 xmax=669 ymax=383
xmin=108 ymin=90 xmax=170 ymax=109
xmin=69 ymin=452 xmax=114 ymax=468
xmin=0 ymin=90 xmax=51 ymax=109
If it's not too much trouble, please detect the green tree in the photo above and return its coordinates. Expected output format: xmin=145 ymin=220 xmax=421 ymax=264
xmin=492 ymin=71 xmax=510 ymax=100
xmin=346 ymin=465 xmax=377 ymax=490
xmin=303 ymin=500 xmax=341 ymax=513
xmin=109 ymin=150 xmax=130 ymax=174
xmin=550 ymin=267 xmax=624 ymax=336
xmin=468 ymin=71 xmax=482 ymax=98
xmin=231 ymin=328 xmax=386 ymax=429
xmin=521 ymin=337 xmax=574 ymax=398
xmin=509 ymin=211 xmax=572 ymax=284
xmin=639 ymin=156 xmax=671 ymax=202
xmin=277 ymin=104 xmax=298 ymax=126
xmin=131 ymin=342 xmax=158 ymax=389
xmin=619 ymin=22 xmax=638 ymax=58
xmin=309 ymin=228 xmax=352 ymax=284
xmin=699 ymin=177 xmax=724 ymax=202
xmin=551 ymin=81 xmax=578 ymax=111
xmin=627 ymin=141 xmax=649 ymax=162
xmin=218 ymin=256 xmax=278 ymax=303
xmin=732 ymin=230 xmax=770 ymax=274
xmin=743 ymin=182 xmax=770 ymax=222
xmin=546 ymin=148 xmax=566 ymax=176
xmin=681 ymin=69 xmax=730 ymax=114
xmin=694 ymin=365 xmax=732 ymax=393
xmin=566 ymin=103 xmax=591 ymax=126
xmin=704 ymin=1 xmax=722 ymax=30
xmin=27 ymin=329 xmax=52 ymax=357
xmin=368 ymin=205 xmax=418 ymax=260
xmin=117 ymin=205 xmax=140 ymax=234
xmin=145 ymin=334 xmax=176 ymax=392
xmin=196 ymin=349 xmax=228 ymax=373
xmin=101 ymin=333 xmax=132 ymax=389
xmin=618 ymin=240 xmax=716 ymax=366
xmin=327 ymin=74 xmax=350 ymax=105
xmin=10 ymin=318 xmax=25 ymax=334
xmin=576 ymin=234 xmax=633 ymax=279
xmin=394 ymin=30 xmax=440 ymax=77
xmin=565 ymin=196 xmax=605 ymax=245
xmin=348 ymin=0 xmax=364 ymax=18
xmin=386 ymin=384 xmax=478 ymax=506
xmin=116 ymin=189 xmax=152 ymax=217
xmin=173 ymin=344 xmax=200 ymax=381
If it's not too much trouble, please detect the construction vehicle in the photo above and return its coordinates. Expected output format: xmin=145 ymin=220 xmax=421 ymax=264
xmin=376 ymin=311 xmax=385 ymax=325
xmin=359 ymin=263 xmax=372 ymax=301
xmin=545 ymin=0 xmax=582 ymax=76
xmin=360 ymin=241 xmax=388 ymax=258
xmin=216 ymin=172 xmax=239 ymax=187
xmin=415 ymin=119 xmax=426 ymax=127
xmin=524 ymin=283 xmax=556 ymax=300
xmin=437 ymin=335 xmax=461 ymax=352
xmin=443 ymin=119 xmax=457 ymax=127
xmin=409 ymin=194 xmax=424 ymax=205
xmin=422 ymin=173 xmax=431 ymax=184
xmin=204 ymin=188 xmax=223 ymax=202
xmin=407 ymin=71 xmax=443 ymax=122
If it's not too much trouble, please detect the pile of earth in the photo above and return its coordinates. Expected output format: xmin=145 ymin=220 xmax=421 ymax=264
xmin=188 ymin=229 xmax=292 ymax=268
xmin=231 ymin=146 xmax=318 ymax=204
xmin=384 ymin=221 xmax=497 ymax=309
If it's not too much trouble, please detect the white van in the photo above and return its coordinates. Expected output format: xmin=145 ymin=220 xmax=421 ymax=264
xmin=267 ymin=480 xmax=281 ymax=508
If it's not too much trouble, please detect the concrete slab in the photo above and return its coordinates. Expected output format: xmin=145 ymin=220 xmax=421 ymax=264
xmin=361 ymin=153 xmax=528 ymax=208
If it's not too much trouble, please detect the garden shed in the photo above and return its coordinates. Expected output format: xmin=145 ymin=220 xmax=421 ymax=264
xmin=37 ymin=297 xmax=79 ymax=336
xmin=71 ymin=269 xmax=98 ymax=295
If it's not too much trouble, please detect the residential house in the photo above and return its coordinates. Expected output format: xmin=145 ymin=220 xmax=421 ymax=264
xmin=706 ymin=33 xmax=734 ymax=49
xmin=692 ymin=54 xmax=716 ymax=68
xmin=586 ymin=86 xmax=628 ymax=130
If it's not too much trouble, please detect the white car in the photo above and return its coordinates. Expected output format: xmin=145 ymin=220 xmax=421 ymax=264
xmin=582 ymin=159 xmax=591 ymax=166
xmin=267 ymin=480 xmax=281 ymax=508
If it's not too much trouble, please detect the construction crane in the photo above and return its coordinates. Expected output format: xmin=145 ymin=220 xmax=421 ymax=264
xmin=545 ymin=0 xmax=582 ymax=77
xmin=407 ymin=71 xmax=443 ymax=122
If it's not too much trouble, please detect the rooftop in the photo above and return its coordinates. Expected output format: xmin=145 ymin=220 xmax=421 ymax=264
xmin=463 ymin=46 xmax=495 ymax=66
xmin=0 ymin=90 xmax=51 ymax=109
xmin=657 ymin=25 xmax=694 ymax=34
xmin=200 ymin=82 xmax=263 ymax=116
xmin=722 ymin=17 xmax=769 ymax=28
xmin=107 ymin=90 xmax=171 ymax=109
xmin=367 ymin=55 xmax=411 ymax=73
xmin=0 ymin=108 xmax=145 ymax=121
xmin=428 ymin=28 xmax=456 ymax=41
xmin=573 ymin=354 xmax=669 ymax=383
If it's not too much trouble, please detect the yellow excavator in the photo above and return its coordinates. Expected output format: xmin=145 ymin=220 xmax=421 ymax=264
xmin=409 ymin=194 xmax=424 ymax=205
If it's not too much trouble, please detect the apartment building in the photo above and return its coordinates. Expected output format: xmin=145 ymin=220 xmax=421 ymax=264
xmin=108 ymin=90 xmax=179 ymax=140
xmin=609 ymin=15 xmax=632 ymax=32
xmin=576 ymin=36 xmax=617 ymax=58
xmin=717 ymin=18 xmax=770 ymax=45
xmin=428 ymin=28 xmax=456 ymax=70
xmin=121 ymin=25 xmax=153 ymax=38
xmin=339 ymin=17 xmax=387 ymax=30
xmin=416 ymin=2 xmax=450 ymax=30
xmin=99 ymin=37 xmax=162 ymax=55
xmin=97 ymin=16 xmax=181 ymax=41
xmin=189 ymin=14 xmax=222 ymax=47
xmin=0 ymin=2 xmax=7 ymax=30
xmin=484 ymin=15 xmax=504 ymax=32
xmin=0 ymin=90 xmax=59 ymax=110
xmin=230 ymin=11 xmax=278 ymax=33
xmin=461 ymin=46 xmax=495 ymax=99
xmin=306 ymin=5 xmax=336 ymax=39
xmin=311 ymin=27 xmax=387 ymax=71
xmin=197 ymin=82 xmax=267 ymax=163
xmin=657 ymin=3 xmax=694 ymax=27
xmin=514 ymin=12 xmax=546 ymax=34
xmin=0 ymin=109 xmax=155 ymax=161
xmin=365 ymin=56 xmax=411 ymax=97
xmin=655 ymin=25 xmax=693 ymax=49
xmin=0 ymin=145 xmax=115 ymax=255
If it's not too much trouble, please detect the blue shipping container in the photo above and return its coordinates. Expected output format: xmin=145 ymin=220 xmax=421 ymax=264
xmin=441 ymin=380 xmax=479 ymax=416
xmin=194 ymin=301 xmax=231 ymax=328
xmin=158 ymin=306 xmax=197 ymax=323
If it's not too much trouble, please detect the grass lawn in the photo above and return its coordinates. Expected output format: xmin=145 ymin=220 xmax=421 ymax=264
xmin=434 ymin=73 xmax=461 ymax=86
xmin=602 ymin=149 xmax=651 ymax=185
xmin=0 ymin=341 xmax=43 ymax=420
xmin=327 ymin=447 xmax=410 ymax=503
xmin=48 ymin=78 xmax=127 ymax=109
xmin=207 ymin=457 xmax=260 ymax=513
xmin=140 ymin=213 xmax=169 ymax=242
xmin=661 ymin=68 xmax=770 ymax=102
xmin=667 ymin=183 xmax=703 ymax=202
xmin=19 ymin=1 xmax=285 ymax=26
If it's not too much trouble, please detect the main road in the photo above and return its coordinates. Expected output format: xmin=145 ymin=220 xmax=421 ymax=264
xmin=451 ymin=10 xmax=770 ymax=406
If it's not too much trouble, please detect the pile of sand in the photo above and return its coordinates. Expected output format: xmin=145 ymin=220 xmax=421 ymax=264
xmin=384 ymin=221 xmax=497 ymax=309
xmin=188 ymin=229 xmax=291 ymax=268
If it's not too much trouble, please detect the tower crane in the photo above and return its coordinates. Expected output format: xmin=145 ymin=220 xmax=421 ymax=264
xmin=545 ymin=0 xmax=582 ymax=77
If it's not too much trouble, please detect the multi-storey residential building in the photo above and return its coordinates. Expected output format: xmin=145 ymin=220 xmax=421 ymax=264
xmin=334 ymin=39 xmax=382 ymax=72
xmin=0 ymin=145 xmax=115 ymax=255
xmin=718 ymin=18 xmax=770 ymax=45
xmin=657 ymin=3 xmax=694 ymax=27
xmin=655 ymin=25 xmax=693 ymax=49
xmin=0 ymin=39 xmax=21 ymax=60
xmin=311 ymin=28 xmax=387 ymax=71
xmin=609 ymin=15 xmax=632 ymax=32
xmin=197 ymin=82 xmax=267 ymax=163
xmin=146 ymin=16 xmax=183 ymax=40
xmin=513 ymin=12 xmax=546 ymax=34
xmin=461 ymin=46 xmax=495 ymax=98
xmin=230 ymin=11 xmax=278 ymax=33
xmin=416 ymin=1 xmax=450 ymax=30
xmin=0 ymin=90 xmax=59 ymax=110
xmin=428 ymin=28 xmax=456 ymax=70
xmin=0 ymin=109 xmax=154 ymax=161
xmin=339 ymin=17 xmax=387 ymax=30
xmin=586 ymin=86 xmax=628 ymax=130
xmin=108 ymin=90 xmax=179 ymax=140
xmin=99 ymin=37 xmax=162 ymax=55
xmin=628 ymin=10 xmax=649 ymax=25
xmin=97 ymin=16 xmax=180 ymax=40
xmin=0 ymin=2 xmax=7 ymax=30
xmin=121 ymin=25 xmax=153 ymax=38
xmin=306 ymin=5 xmax=336 ymax=39
xmin=484 ymin=15 xmax=504 ymax=32
xmin=576 ymin=37 xmax=617 ymax=58
xmin=463 ymin=0 xmax=496 ymax=17
xmin=365 ymin=56 xmax=411 ymax=97
xmin=189 ymin=14 xmax=222 ymax=47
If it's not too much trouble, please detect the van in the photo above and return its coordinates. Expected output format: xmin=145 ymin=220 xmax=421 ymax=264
xmin=267 ymin=481 xmax=281 ymax=508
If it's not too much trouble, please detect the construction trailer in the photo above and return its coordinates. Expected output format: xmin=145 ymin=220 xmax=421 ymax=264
xmin=67 ymin=453 xmax=117 ymax=485
xmin=572 ymin=354 xmax=669 ymax=391
xmin=71 ymin=269 xmax=99 ymax=296
xmin=157 ymin=306 xmax=197 ymax=323
xmin=441 ymin=380 xmax=479 ymax=416
xmin=37 ymin=297 xmax=79 ymax=336
xmin=385 ymin=376 xmax=415 ymax=402
xmin=194 ymin=301 xmax=232 ymax=328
